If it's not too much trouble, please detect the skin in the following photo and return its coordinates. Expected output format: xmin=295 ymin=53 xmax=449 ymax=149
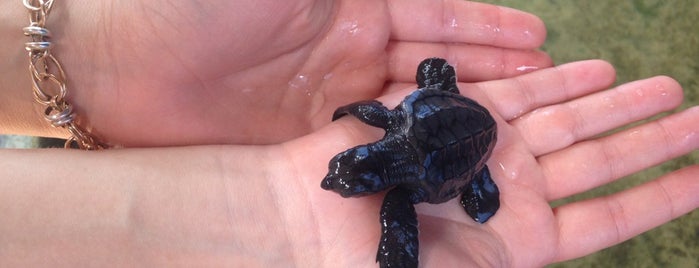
xmin=2 ymin=61 xmax=698 ymax=267
xmin=1 ymin=1 xmax=697 ymax=267
xmin=323 ymin=59 xmax=500 ymax=267
xmin=1 ymin=0 xmax=550 ymax=146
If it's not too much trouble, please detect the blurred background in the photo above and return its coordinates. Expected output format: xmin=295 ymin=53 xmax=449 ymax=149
xmin=478 ymin=1 xmax=698 ymax=267
xmin=2 ymin=1 xmax=697 ymax=267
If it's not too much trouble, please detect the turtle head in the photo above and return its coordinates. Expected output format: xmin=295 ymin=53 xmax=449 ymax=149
xmin=416 ymin=57 xmax=457 ymax=92
xmin=321 ymin=145 xmax=388 ymax=197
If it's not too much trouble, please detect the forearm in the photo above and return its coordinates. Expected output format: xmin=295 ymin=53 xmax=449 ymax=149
xmin=0 ymin=146 xmax=293 ymax=266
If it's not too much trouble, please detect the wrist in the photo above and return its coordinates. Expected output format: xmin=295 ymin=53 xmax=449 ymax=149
xmin=0 ymin=2 xmax=64 ymax=137
xmin=1 ymin=1 xmax=111 ymax=145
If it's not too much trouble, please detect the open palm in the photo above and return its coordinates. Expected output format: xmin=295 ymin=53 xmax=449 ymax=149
xmin=4 ymin=60 xmax=694 ymax=267
xmin=58 ymin=0 xmax=549 ymax=146
xmin=273 ymin=60 xmax=698 ymax=267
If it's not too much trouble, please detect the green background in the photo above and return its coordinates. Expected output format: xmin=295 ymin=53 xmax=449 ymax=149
xmin=478 ymin=0 xmax=698 ymax=267
xmin=2 ymin=1 xmax=697 ymax=267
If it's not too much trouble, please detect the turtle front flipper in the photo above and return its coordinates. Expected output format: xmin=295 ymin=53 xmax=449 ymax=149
xmin=332 ymin=100 xmax=398 ymax=130
xmin=460 ymin=166 xmax=500 ymax=223
xmin=377 ymin=188 xmax=419 ymax=268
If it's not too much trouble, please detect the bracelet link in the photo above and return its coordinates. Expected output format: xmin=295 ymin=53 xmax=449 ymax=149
xmin=23 ymin=0 xmax=108 ymax=149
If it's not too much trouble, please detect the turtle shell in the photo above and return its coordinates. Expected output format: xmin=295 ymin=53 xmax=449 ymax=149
xmin=395 ymin=88 xmax=497 ymax=204
xmin=321 ymin=57 xmax=501 ymax=268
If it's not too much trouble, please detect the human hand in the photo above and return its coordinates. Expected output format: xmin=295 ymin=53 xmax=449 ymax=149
xmin=274 ymin=60 xmax=698 ymax=266
xmin=55 ymin=0 xmax=550 ymax=146
xmin=4 ymin=60 xmax=695 ymax=266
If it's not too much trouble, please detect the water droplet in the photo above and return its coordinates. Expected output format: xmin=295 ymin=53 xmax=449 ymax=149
xmin=480 ymin=24 xmax=501 ymax=34
xmin=340 ymin=20 xmax=359 ymax=36
xmin=655 ymin=84 xmax=668 ymax=96
xmin=628 ymin=130 xmax=641 ymax=138
xmin=635 ymin=88 xmax=644 ymax=97
xmin=602 ymin=96 xmax=615 ymax=109
xmin=288 ymin=74 xmax=308 ymax=88
xmin=485 ymin=61 xmax=505 ymax=71
xmin=323 ymin=73 xmax=334 ymax=80
xmin=497 ymin=162 xmax=518 ymax=180
xmin=509 ymin=108 xmax=526 ymax=119
xmin=684 ymin=130 xmax=697 ymax=144
xmin=450 ymin=18 xmax=458 ymax=28
xmin=288 ymin=74 xmax=312 ymax=96
xmin=515 ymin=65 xmax=539 ymax=72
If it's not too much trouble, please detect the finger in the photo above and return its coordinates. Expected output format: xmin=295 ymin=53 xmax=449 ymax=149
xmin=515 ymin=76 xmax=684 ymax=156
xmin=385 ymin=60 xmax=614 ymax=118
xmin=386 ymin=42 xmax=552 ymax=82
xmin=541 ymin=106 xmax=699 ymax=201
xmin=467 ymin=60 xmax=616 ymax=120
xmin=387 ymin=0 xmax=546 ymax=49
xmin=551 ymin=165 xmax=699 ymax=263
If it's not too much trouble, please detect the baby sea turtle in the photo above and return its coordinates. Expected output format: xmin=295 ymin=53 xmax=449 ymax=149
xmin=321 ymin=58 xmax=500 ymax=268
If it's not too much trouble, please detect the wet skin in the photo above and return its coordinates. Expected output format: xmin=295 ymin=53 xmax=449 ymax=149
xmin=322 ymin=58 xmax=500 ymax=268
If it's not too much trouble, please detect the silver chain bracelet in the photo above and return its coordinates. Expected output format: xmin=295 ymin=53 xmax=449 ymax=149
xmin=22 ymin=0 xmax=107 ymax=149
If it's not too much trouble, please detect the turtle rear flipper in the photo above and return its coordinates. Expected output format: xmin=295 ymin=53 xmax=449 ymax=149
xmin=460 ymin=166 xmax=500 ymax=223
xmin=377 ymin=188 xmax=419 ymax=268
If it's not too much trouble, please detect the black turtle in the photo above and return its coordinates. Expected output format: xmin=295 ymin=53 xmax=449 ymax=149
xmin=321 ymin=58 xmax=500 ymax=267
